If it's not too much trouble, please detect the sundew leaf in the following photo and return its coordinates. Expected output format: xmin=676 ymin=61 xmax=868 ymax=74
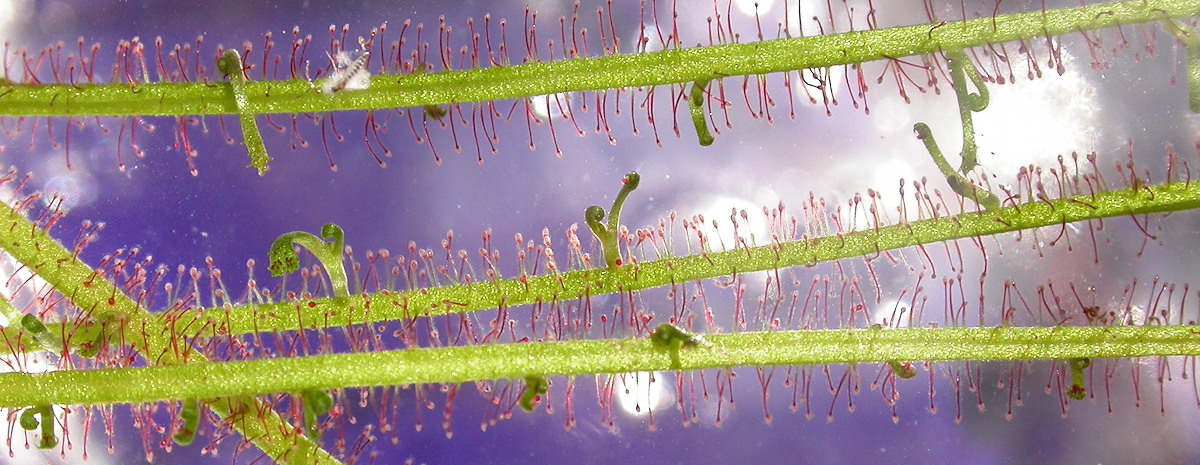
xmin=0 ymin=1 xmax=1197 ymax=465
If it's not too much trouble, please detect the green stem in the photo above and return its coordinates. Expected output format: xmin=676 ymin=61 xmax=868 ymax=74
xmin=268 ymin=224 xmax=349 ymax=299
xmin=0 ymin=202 xmax=340 ymax=465
xmin=1067 ymin=358 xmax=1091 ymax=400
xmin=945 ymin=49 xmax=986 ymax=172
xmin=11 ymin=174 xmax=1195 ymax=351
xmin=0 ymin=0 xmax=1191 ymax=117
xmin=1 ymin=325 xmax=1196 ymax=408
xmin=689 ymin=79 xmax=715 ymax=146
xmin=217 ymin=49 xmax=272 ymax=175
xmin=585 ymin=172 xmax=641 ymax=268
xmin=1164 ymin=19 xmax=1200 ymax=113
xmin=913 ymin=122 xmax=1002 ymax=210
xmin=162 ymin=176 xmax=1200 ymax=339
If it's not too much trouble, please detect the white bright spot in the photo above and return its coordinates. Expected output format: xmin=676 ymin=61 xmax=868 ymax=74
xmin=786 ymin=0 xmax=852 ymax=37
xmin=0 ymin=217 xmax=58 ymax=373
xmin=734 ymin=0 xmax=775 ymax=17
xmin=0 ymin=0 xmax=24 ymax=30
xmin=633 ymin=23 xmax=664 ymax=53
xmin=0 ymin=0 xmax=32 ymax=78
xmin=973 ymin=48 xmax=1099 ymax=182
xmin=0 ymin=195 xmax=112 ymax=465
xmin=0 ymin=4 xmax=111 ymax=464
xmin=871 ymin=299 xmax=913 ymax=328
xmin=529 ymin=93 xmax=574 ymax=121
xmin=42 ymin=172 xmax=97 ymax=210
xmin=688 ymin=194 xmax=774 ymax=252
xmin=781 ymin=0 xmax=860 ymax=111
xmin=614 ymin=372 xmax=670 ymax=417
xmin=1124 ymin=305 xmax=1146 ymax=326
xmin=872 ymin=95 xmax=915 ymax=133
xmin=792 ymin=66 xmax=846 ymax=112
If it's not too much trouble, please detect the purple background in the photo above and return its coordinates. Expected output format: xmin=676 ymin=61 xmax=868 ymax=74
xmin=3 ymin=0 xmax=1200 ymax=464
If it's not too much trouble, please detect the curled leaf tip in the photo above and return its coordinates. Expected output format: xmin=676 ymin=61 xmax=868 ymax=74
xmin=913 ymin=122 xmax=1000 ymax=211
xmin=217 ymin=50 xmax=242 ymax=76
xmin=620 ymin=171 xmax=640 ymax=191
xmin=301 ymin=389 xmax=334 ymax=440
xmin=1067 ymin=358 xmax=1091 ymax=401
xmin=584 ymin=206 xmax=607 ymax=234
xmin=586 ymin=172 xmax=643 ymax=268
xmin=320 ymin=223 xmax=345 ymax=247
xmin=267 ymin=239 xmax=302 ymax=277
xmin=21 ymin=313 xmax=47 ymax=334
xmin=267 ymin=226 xmax=350 ymax=298
xmin=172 ymin=399 xmax=201 ymax=447
xmin=18 ymin=408 xmax=39 ymax=430
xmin=518 ymin=376 xmax=550 ymax=413
xmin=218 ymin=48 xmax=272 ymax=175
xmin=20 ymin=405 xmax=58 ymax=449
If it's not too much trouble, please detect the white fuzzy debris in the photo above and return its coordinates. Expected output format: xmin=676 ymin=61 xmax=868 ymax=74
xmin=320 ymin=50 xmax=371 ymax=94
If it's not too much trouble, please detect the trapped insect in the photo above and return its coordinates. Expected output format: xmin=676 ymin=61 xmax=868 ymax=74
xmin=317 ymin=39 xmax=372 ymax=94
